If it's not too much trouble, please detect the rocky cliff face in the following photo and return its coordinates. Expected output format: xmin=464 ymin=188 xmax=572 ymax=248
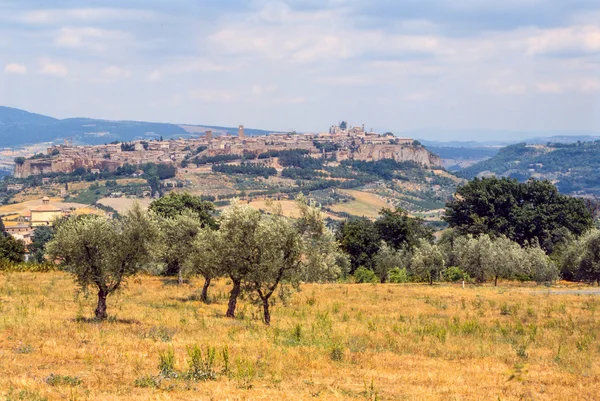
xmin=354 ymin=144 xmax=442 ymax=167
xmin=14 ymin=159 xmax=76 ymax=178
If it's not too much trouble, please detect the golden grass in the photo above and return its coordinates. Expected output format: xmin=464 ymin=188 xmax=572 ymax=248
xmin=96 ymin=198 xmax=153 ymax=214
xmin=330 ymin=189 xmax=391 ymax=219
xmin=0 ymin=273 xmax=599 ymax=400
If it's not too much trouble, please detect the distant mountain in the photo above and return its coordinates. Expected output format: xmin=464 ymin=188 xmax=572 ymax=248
xmin=456 ymin=141 xmax=600 ymax=195
xmin=0 ymin=106 xmax=280 ymax=147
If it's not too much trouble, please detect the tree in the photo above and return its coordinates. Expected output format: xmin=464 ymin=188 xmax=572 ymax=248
xmin=29 ymin=226 xmax=54 ymax=263
xmin=410 ymin=240 xmax=445 ymax=285
xmin=245 ymin=210 xmax=303 ymax=325
xmin=157 ymin=212 xmax=202 ymax=284
xmin=0 ymin=234 xmax=26 ymax=263
xmin=0 ymin=218 xmax=5 ymax=235
xmin=217 ymin=202 xmax=263 ymax=318
xmin=444 ymin=178 xmax=593 ymax=253
xmin=561 ymin=230 xmax=600 ymax=284
xmin=295 ymin=195 xmax=347 ymax=282
xmin=375 ymin=207 xmax=433 ymax=250
xmin=46 ymin=205 xmax=158 ymax=320
xmin=523 ymin=244 xmax=558 ymax=285
xmin=372 ymin=242 xmax=408 ymax=283
xmin=149 ymin=192 xmax=216 ymax=224
xmin=336 ymin=218 xmax=381 ymax=273
xmin=185 ymin=227 xmax=222 ymax=303
xmin=454 ymin=234 xmax=522 ymax=286
xmin=150 ymin=192 xmax=216 ymax=277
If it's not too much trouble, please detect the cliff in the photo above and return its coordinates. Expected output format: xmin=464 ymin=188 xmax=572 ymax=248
xmin=353 ymin=144 xmax=442 ymax=167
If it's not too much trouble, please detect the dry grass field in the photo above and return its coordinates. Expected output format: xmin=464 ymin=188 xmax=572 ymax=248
xmin=96 ymin=198 xmax=153 ymax=214
xmin=0 ymin=273 xmax=599 ymax=400
xmin=330 ymin=190 xmax=391 ymax=219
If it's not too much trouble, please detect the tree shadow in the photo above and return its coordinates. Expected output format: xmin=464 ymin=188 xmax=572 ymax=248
xmin=72 ymin=316 xmax=141 ymax=325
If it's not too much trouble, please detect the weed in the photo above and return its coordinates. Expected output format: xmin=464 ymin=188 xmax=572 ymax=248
xmin=186 ymin=344 xmax=216 ymax=381
xmin=291 ymin=323 xmax=302 ymax=344
xmin=158 ymin=348 xmax=177 ymax=378
xmin=235 ymin=357 xmax=256 ymax=389
xmin=145 ymin=326 xmax=176 ymax=342
xmin=14 ymin=344 xmax=34 ymax=354
xmin=45 ymin=374 xmax=82 ymax=387
xmin=5 ymin=388 xmax=48 ymax=401
xmin=134 ymin=375 xmax=161 ymax=388
xmin=329 ymin=342 xmax=345 ymax=362
xmin=362 ymin=379 xmax=379 ymax=401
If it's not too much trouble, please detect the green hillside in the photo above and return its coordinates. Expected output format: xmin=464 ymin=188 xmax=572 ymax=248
xmin=457 ymin=141 xmax=600 ymax=195
xmin=0 ymin=106 xmax=278 ymax=147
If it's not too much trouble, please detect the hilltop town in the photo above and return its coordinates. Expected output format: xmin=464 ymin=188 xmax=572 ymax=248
xmin=13 ymin=123 xmax=441 ymax=178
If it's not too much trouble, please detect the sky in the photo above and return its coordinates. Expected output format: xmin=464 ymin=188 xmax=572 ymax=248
xmin=1 ymin=0 xmax=600 ymax=140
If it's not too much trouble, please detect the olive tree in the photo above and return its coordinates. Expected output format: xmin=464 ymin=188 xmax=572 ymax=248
xmin=246 ymin=210 xmax=303 ymax=325
xmin=46 ymin=204 xmax=157 ymax=320
xmin=373 ymin=242 xmax=408 ymax=283
xmin=410 ymin=239 xmax=445 ymax=285
xmin=185 ymin=227 xmax=222 ymax=303
xmin=218 ymin=202 xmax=263 ymax=318
xmin=295 ymin=196 xmax=347 ymax=282
xmin=561 ymin=230 xmax=600 ymax=284
xmin=523 ymin=244 xmax=558 ymax=284
xmin=157 ymin=212 xmax=203 ymax=284
xmin=455 ymin=234 xmax=524 ymax=286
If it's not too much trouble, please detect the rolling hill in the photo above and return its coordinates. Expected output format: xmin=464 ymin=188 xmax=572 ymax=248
xmin=456 ymin=141 xmax=600 ymax=195
xmin=0 ymin=106 xmax=278 ymax=147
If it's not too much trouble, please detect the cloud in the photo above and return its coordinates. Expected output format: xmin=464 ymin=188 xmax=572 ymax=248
xmin=39 ymin=60 xmax=68 ymax=77
xmin=489 ymin=83 xmax=528 ymax=95
xmin=526 ymin=26 xmax=600 ymax=57
xmin=103 ymin=66 xmax=131 ymax=79
xmin=54 ymin=27 xmax=132 ymax=52
xmin=252 ymin=85 xmax=277 ymax=95
xmin=188 ymin=89 xmax=235 ymax=103
xmin=146 ymin=70 xmax=161 ymax=82
xmin=4 ymin=63 xmax=27 ymax=74
xmin=16 ymin=8 xmax=157 ymax=25
xmin=318 ymin=75 xmax=372 ymax=86
xmin=406 ymin=90 xmax=434 ymax=101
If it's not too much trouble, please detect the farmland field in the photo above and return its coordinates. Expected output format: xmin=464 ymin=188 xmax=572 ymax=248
xmin=0 ymin=273 xmax=598 ymax=400
xmin=96 ymin=197 xmax=152 ymax=214
xmin=329 ymin=190 xmax=391 ymax=219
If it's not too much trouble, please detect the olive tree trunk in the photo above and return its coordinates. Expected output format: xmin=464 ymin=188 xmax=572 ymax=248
xmin=95 ymin=289 xmax=108 ymax=320
xmin=201 ymin=276 xmax=211 ymax=304
xmin=226 ymin=278 xmax=241 ymax=318
xmin=262 ymin=298 xmax=271 ymax=326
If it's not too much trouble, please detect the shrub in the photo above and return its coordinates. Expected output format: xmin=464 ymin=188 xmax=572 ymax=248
xmin=45 ymin=374 xmax=82 ymax=387
xmin=186 ymin=344 xmax=217 ymax=381
xmin=388 ymin=267 xmax=409 ymax=283
xmin=443 ymin=266 xmax=469 ymax=282
xmin=134 ymin=375 xmax=161 ymax=389
xmin=158 ymin=348 xmax=177 ymax=378
xmin=353 ymin=266 xmax=378 ymax=283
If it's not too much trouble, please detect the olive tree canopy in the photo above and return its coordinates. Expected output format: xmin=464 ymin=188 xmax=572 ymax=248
xmin=46 ymin=204 xmax=158 ymax=320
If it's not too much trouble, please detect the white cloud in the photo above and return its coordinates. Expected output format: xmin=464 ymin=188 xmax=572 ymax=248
xmin=188 ymin=89 xmax=235 ymax=103
xmin=54 ymin=27 xmax=132 ymax=52
xmin=39 ymin=61 xmax=68 ymax=77
xmin=103 ymin=66 xmax=131 ymax=79
xmin=146 ymin=70 xmax=161 ymax=82
xmin=318 ymin=75 xmax=372 ymax=86
xmin=17 ymin=8 xmax=157 ymax=24
xmin=526 ymin=26 xmax=600 ymax=57
xmin=489 ymin=83 xmax=528 ymax=95
xmin=4 ymin=63 xmax=27 ymax=74
xmin=580 ymin=78 xmax=600 ymax=93
xmin=252 ymin=85 xmax=277 ymax=96
xmin=406 ymin=90 xmax=434 ymax=101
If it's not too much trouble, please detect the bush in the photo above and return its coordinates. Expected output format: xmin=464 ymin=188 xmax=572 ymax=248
xmin=353 ymin=266 xmax=378 ymax=283
xmin=388 ymin=267 xmax=409 ymax=283
xmin=443 ymin=266 xmax=469 ymax=282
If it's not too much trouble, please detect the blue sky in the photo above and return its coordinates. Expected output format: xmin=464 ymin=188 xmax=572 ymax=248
xmin=1 ymin=0 xmax=600 ymax=140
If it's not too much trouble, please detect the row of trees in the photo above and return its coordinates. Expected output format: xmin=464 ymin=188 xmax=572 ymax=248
xmin=45 ymin=193 xmax=346 ymax=324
